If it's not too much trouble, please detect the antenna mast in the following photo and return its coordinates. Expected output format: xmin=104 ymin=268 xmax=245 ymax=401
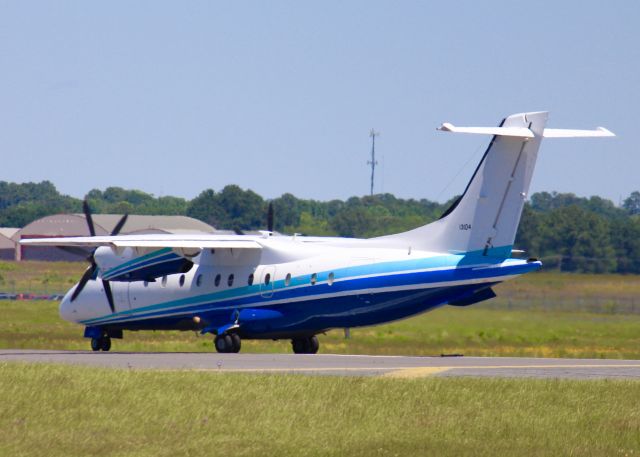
xmin=367 ymin=129 xmax=379 ymax=196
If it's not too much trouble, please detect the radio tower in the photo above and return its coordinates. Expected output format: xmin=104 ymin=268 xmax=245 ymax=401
xmin=367 ymin=129 xmax=379 ymax=196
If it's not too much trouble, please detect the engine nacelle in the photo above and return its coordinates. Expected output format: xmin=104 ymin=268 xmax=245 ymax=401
xmin=94 ymin=246 xmax=193 ymax=282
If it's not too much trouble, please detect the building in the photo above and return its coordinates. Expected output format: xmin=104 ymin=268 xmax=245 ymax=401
xmin=14 ymin=214 xmax=215 ymax=261
xmin=0 ymin=228 xmax=19 ymax=260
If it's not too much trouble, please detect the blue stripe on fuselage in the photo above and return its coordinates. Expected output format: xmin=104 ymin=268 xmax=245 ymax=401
xmin=88 ymin=249 xmax=510 ymax=324
xmin=81 ymin=256 xmax=539 ymax=329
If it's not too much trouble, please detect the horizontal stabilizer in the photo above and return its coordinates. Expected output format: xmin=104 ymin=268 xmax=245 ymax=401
xmin=542 ymin=127 xmax=615 ymax=138
xmin=438 ymin=123 xmax=615 ymax=139
xmin=437 ymin=123 xmax=534 ymax=138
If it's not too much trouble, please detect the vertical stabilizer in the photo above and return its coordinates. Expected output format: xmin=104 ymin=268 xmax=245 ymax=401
xmin=379 ymin=112 xmax=549 ymax=257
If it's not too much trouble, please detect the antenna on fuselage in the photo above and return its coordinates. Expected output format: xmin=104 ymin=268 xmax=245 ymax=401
xmin=367 ymin=129 xmax=379 ymax=196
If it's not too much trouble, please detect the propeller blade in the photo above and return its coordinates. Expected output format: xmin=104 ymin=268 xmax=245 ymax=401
xmin=102 ymin=279 xmax=115 ymax=313
xmin=71 ymin=264 xmax=95 ymax=302
xmin=267 ymin=202 xmax=274 ymax=233
xmin=82 ymin=200 xmax=96 ymax=237
xmin=111 ymin=213 xmax=128 ymax=236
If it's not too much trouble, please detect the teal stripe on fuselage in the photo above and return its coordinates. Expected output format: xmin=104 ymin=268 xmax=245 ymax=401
xmin=81 ymin=247 xmax=516 ymax=326
xmin=103 ymin=247 xmax=173 ymax=278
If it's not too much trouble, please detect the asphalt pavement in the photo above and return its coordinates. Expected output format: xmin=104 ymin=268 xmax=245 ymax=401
xmin=3 ymin=349 xmax=640 ymax=379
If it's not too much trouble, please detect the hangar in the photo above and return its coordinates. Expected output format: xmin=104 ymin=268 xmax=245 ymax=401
xmin=14 ymin=214 xmax=215 ymax=261
xmin=0 ymin=228 xmax=19 ymax=260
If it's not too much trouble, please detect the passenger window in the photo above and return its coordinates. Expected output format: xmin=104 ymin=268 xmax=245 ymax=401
xmin=161 ymin=276 xmax=167 ymax=288
xmin=248 ymin=273 xmax=254 ymax=286
xmin=214 ymin=274 xmax=221 ymax=287
xmin=179 ymin=275 xmax=185 ymax=287
xmin=196 ymin=274 xmax=202 ymax=287
xmin=285 ymin=273 xmax=291 ymax=286
xmin=265 ymin=273 xmax=271 ymax=286
xmin=228 ymin=274 xmax=234 ymax=287
xmin=328 ymin=272 xmax=335 ymax=286
xmin=310 ymin=273 xmax=317 ymax=285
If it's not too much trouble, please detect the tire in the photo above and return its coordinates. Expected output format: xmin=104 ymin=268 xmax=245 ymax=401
xmin=230 ymin=334 xmax=241 ymax=353
xmin=101 ymin=337 xmax=112 ymax=352
xmin=292 ymin=338 xmax=309 ymax=354
xmin=91 ymin=338 xmax=101 ymax=352
xmin=215 ymin=334 xmax=233 ymax=353
xmin=292 ymin=336 xmax=320 ymax=354
xmin=307 ymin=336 xmax=319 ymax=354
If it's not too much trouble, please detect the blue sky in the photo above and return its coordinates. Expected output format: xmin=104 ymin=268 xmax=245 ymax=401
xmin=1 ymin=1 xmax=638 ymax=204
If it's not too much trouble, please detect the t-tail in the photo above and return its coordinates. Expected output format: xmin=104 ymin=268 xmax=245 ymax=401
xmin=378 ymin=111 xmax=614 ymax=258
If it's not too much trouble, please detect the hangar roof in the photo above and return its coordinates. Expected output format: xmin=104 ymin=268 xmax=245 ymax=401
xmin=15 ymin=214 xmax=215 ymax=239
xmin=0 ymin=228 xmax=19 ymax=239
xmin=0 ymin=228 xmax=18 ymax=249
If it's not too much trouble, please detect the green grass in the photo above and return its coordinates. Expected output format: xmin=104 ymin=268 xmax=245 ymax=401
xmin=2 ymin=265 xmax=640 ymax=357
xmin=1 ymin=363 xmax=639 ymax=456
xmin=3 ymin=299 xmax=640 ymax=358
xmin=491 ymin=272 xmax=640 ymax=314
xmin=0 ymin=260 xmax=85 ymax=294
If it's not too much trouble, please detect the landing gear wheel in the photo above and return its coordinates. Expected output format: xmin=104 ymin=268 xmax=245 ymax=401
xmin=101 ymin=337 xmax=112 ymax=352
xmin=291 ymin=336 xmax=319 ymax=354
xmin=215 ymin=334 xmax=234 ymax=353
xmin=90 ymin=336 xmax=112 ymax=352
xmin=306 ymin=335 xmax=319 ymax=354
xmin=230 ymin=333 xmax=241 ymax=353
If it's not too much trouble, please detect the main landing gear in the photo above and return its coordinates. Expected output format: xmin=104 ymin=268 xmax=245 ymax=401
xmin=213 ymin=333 xmax=320 ymax=354
xmin=90 ymin=336 xmax=111 ymax=352
xmin=291 ymin=335 xmax=319 ymax=354
xmin=214 ymin=333 xmax=241 ymax=353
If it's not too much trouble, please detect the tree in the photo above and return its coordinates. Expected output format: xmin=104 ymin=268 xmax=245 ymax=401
xmin=623 ymin=191 xmax=640 ymax=215
xmin=537 ymin=206 xmax=616 ymax=273
xmin=271 ymin=193 xmax=302 ymax=230
xmin=216 ymin=185 xmax=265 ymax=230
xmin=186 ymin=189 xmax=225 ymax=228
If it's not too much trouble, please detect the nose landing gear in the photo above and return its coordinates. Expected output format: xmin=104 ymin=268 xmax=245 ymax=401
xmin=90 ymin=336 xmax=111 ymax=352
xmin=85 ymin=327 xmax=120 ymax=352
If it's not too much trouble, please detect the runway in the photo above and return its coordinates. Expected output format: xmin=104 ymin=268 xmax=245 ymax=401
xmin=3 ymin=349 xmax=640 ymax=379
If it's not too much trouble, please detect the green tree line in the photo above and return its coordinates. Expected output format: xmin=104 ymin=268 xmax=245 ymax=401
xmin=1 ymin=181 xmax=639 ymax=274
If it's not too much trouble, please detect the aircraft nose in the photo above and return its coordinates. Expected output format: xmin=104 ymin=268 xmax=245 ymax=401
xmin=59 ymin=288 xmax=79 ymax=322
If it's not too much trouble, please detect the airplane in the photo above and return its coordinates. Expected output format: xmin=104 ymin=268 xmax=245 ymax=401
xmin=21 ymin=111 xmax=615 ymax=354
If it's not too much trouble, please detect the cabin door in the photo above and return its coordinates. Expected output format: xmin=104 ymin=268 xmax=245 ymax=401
xmin=114 ymin=282 xmax=131 ymax=311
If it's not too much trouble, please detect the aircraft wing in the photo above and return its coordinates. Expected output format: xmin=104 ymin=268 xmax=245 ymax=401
xmin=19 ymin=234 xmax=263 ymax=250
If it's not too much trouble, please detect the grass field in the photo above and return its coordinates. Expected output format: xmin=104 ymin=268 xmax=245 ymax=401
xmin=3 ymin=264 xmax=640 ymax=456
xmin=0 ymin=261 xmax=84 ymax=295
xmin=3 ymin=299 xmax=640 ymax=358
xmin=1 ymin=261 xmax=640 ymax=358
xmin=1 ymin=363 xmax=639 ymax=456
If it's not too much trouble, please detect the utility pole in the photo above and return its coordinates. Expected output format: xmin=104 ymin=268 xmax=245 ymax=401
xmin=367 ymin=129 xmax=379 ymax=196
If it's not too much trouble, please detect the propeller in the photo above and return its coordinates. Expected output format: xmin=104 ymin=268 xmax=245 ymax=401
xmin=70 ymin=200 xmax=128 ymax=314
xmin=267 ymin=202 xmax=274 ymax=233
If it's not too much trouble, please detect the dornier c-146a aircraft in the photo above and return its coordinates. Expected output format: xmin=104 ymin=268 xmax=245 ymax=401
xmin=22 ymin=112 xmax=615 ymax=354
